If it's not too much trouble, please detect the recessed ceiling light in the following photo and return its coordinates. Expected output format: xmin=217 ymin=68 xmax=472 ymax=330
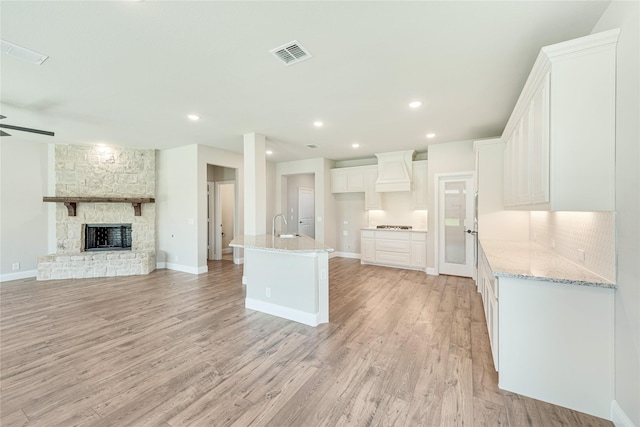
xmin=313 ymin=121 xmax=324 ymax=127
xmin=266 ymin=150 xmax=273 ymax=155
xmin=187 ymin=114 xmax=200 ymax=121
xmin=352 ymin=143 xmax=360 ymax=148
xmin=409 ymin=101 xmax=422 ymax=108
xmin=426 ymin=133 xmax=436 ymax=139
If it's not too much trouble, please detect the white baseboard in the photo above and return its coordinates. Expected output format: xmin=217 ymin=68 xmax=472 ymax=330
xmin=426 ymin=267 xmax=437 ymax=275
xmin=245 ymin=298 xmax=319 ymax=327
xmin=156 ymin=261 xmax=166 ymax=269
xmin=0 ymin=269 xmax=37 ymax=283
xmin=332 ymin=251 xmax=361 ymax=259
xmin=612 ymin=400 xmax=636 ymax=427
xmin=234 ymin=257 xmax=244 ymax=265
xmin=223 ymin=248 xmax=233 ymax=254
xmin=163 ymin=263 xmax=207 ymax=275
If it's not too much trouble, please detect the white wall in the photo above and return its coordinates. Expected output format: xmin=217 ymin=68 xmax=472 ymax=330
xmin=0 ymin=140 xmax=50 ymax=281
xmin=426 ymin=140 xmax=476 ymax=270
xmin=286 ymin=173 xmax=315 ymax=234
xmin=156 ymin=145 xmax=199 ymax=273
xmin=592 ymin=2 xmax=640 ymax=425
xmin=334 ymin=192 xmax=367 ymax=254
xmin=275 ymin=158 xmax=336 ymax=249
xmin=197 ymin=145 xmax=244 ymax=268
xmin=158 ymin=144 xmax=244 ymax=273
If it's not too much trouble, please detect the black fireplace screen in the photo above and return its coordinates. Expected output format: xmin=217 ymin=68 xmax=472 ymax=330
xmin=84 ymin=224 xmax=132 ymax=251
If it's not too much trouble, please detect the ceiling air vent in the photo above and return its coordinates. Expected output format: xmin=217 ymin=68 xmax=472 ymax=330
xmin=306 ymin=144 xmax=318 ymax=149
xmin=270 ymin=40 xmax=312 ymax=66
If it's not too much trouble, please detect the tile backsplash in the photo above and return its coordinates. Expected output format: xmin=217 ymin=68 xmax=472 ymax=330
xmin=530 ymin=211 xmax=615 ymax=282
xmin=367 ymin=192 xmax=429 ymax=230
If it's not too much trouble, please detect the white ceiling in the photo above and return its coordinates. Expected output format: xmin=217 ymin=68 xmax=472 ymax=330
xmin=0 ymin=1 xmax=610 ymax=162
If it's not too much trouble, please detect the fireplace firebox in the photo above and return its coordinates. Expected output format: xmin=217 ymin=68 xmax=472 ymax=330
xmin=84 ymin=224 xmax=132 ymax=251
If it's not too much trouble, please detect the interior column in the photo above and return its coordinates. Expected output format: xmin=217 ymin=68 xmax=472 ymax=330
xmin=243 ymin=132 xmax=266 ymax=235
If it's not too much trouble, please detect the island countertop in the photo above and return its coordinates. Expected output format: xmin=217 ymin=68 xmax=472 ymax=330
xmin=230 ymin=234 xmax=334 ymax=253
xmin=480 ymin=239 xmax=615 ymax=289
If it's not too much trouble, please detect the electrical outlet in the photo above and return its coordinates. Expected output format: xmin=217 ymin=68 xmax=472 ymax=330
xmin=533 ymin=233 xmax=538 ymax=242
xmin=551 ymin=239 xmax=556 ymax=248
xmin=266 ymin=287 xmax=271 ymax=298
xmin=174 ymin=255 xmax=179 ymax=261
xmin=343 ymin=230 xmax=348 ymax=236
xmin=343 ymin=220 xmax=349 ymax=225
xmin=320 ymin=269 xmax=327 ymax=280
xmin=577 ymin=249 xmax=585 ymax=262
xmin=11 ymin=262 xmax=19 ymax=271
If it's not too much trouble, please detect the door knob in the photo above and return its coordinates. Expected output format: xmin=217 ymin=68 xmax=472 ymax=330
xmin=466 ymin=229 xmax=478 ymax=235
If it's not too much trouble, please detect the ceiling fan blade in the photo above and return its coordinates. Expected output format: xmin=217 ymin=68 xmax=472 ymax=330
xmin=0 ymin=115 xmax=6 ymax=120
xmin=0 ymin=130 xmax=11 ymax=137
xmin=0 ymin=123 xmax=54 ymax=136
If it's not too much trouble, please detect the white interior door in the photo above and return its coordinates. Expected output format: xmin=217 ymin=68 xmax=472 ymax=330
xmin=208 ymin=182 xmax=215 ymax=260
xmin=438 ymin=174 xmax=474 ymax=277
xmin=214 ymin=181 xmax=235 ymax=261
xmin=298 ymin=187 xmax=315 ymax=238
xmin=219 ymin=183 xmax=235 ymax=253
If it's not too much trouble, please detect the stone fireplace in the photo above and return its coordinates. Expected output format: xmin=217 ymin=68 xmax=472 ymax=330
xmin=37 ymin=144 xmax=156 ymax=280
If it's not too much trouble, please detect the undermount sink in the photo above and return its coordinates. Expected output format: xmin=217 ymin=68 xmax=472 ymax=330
xmin=277 ymin=233 xmax=300 ymax=238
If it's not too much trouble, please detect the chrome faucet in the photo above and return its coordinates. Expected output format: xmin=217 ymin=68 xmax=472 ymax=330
xmin=272 ymin=213 xmax=288 ymax=237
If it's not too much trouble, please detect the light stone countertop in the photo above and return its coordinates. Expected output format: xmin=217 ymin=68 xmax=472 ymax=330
xmin=230 ymin=234 xmax=334 ymax=253
xmin=361 ymin=227 xmax=428 ymax=233
xmin=480 ymin=239 xmax=616 ymax=289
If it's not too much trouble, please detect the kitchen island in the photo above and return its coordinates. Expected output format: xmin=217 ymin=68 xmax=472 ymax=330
xmin=230 ymin=234 xmax=334 ymax=327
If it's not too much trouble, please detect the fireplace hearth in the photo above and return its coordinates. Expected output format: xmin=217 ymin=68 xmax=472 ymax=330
xmin=85 ymin=223 xmax=132 ymax=252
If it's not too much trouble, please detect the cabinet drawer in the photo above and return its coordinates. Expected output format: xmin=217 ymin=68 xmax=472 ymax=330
xmin=411 ymin=232 xmax=427 ymax=242
xmin=361 ymin=230 xmax=375 ymax=238
xmin=374 ymin=231 xmax=411 ymax=241
xmin=376 ymin=250 xmax=411 ymax=266
xmin=376 ymin=239 xmax=410 ymax=253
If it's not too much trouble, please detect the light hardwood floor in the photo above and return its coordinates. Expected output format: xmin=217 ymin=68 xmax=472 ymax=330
xmin=1 ymin=258 xmax=612 ymax=426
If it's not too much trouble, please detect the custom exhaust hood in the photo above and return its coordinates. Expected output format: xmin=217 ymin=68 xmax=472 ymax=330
xmin=375 ymin=150 xmax=415 ymax=192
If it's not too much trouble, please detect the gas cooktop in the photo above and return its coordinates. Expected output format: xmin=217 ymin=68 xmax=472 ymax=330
xmin=376 ymin=225 xmax=412 ymax=230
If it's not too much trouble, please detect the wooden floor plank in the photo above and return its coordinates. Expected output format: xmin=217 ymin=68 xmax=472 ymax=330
xmin=0 ymin=258 xmax=613 ymax=427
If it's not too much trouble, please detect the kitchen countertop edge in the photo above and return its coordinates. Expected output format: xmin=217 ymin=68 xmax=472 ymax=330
xmin=230 ymin=234 xmax=334 ymax=254
xmin=480 ymin=239 xmax=616 ymax=289
xmin=361 ymin=227 xmax=428 ymax=233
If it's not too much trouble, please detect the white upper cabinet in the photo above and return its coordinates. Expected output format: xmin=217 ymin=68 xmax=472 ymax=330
xmin=331 ymin=166 xmax=365 ymax=193
xmin=502 ymin=29 xmax=618 ymax=211
xmin=363 ymin=166 xmax=382 ymax=210
xmin=411 ymin=160 xmax=428 ymax=210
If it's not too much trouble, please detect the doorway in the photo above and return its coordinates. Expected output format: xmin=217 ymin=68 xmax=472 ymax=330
xmin=207 ymin=165 xmax=237 ymax=262
xmin=284 ymin=173 xmax=315 ymax=239
xmin=298 ymin=187 xmax=315 ymax=238
xmin=436 ymin=173 xmax=475 ymax=277
xmin=216 ymin=181 xmax=235 ymax=261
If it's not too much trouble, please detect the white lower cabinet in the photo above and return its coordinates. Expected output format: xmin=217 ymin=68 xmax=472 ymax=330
xmin=361 ymin=236 xmax=375 ymax=263
xmin=476 ymin=242 xmax=614 ymax=419
xmin=361 ymin=230 xmax=426 ymax=271
xmin=477 ymin=244 xmax=499 ymax=371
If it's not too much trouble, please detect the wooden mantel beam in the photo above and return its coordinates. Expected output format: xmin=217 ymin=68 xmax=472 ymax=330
xmin=43 ymin=197 xmax=155 ymax=217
